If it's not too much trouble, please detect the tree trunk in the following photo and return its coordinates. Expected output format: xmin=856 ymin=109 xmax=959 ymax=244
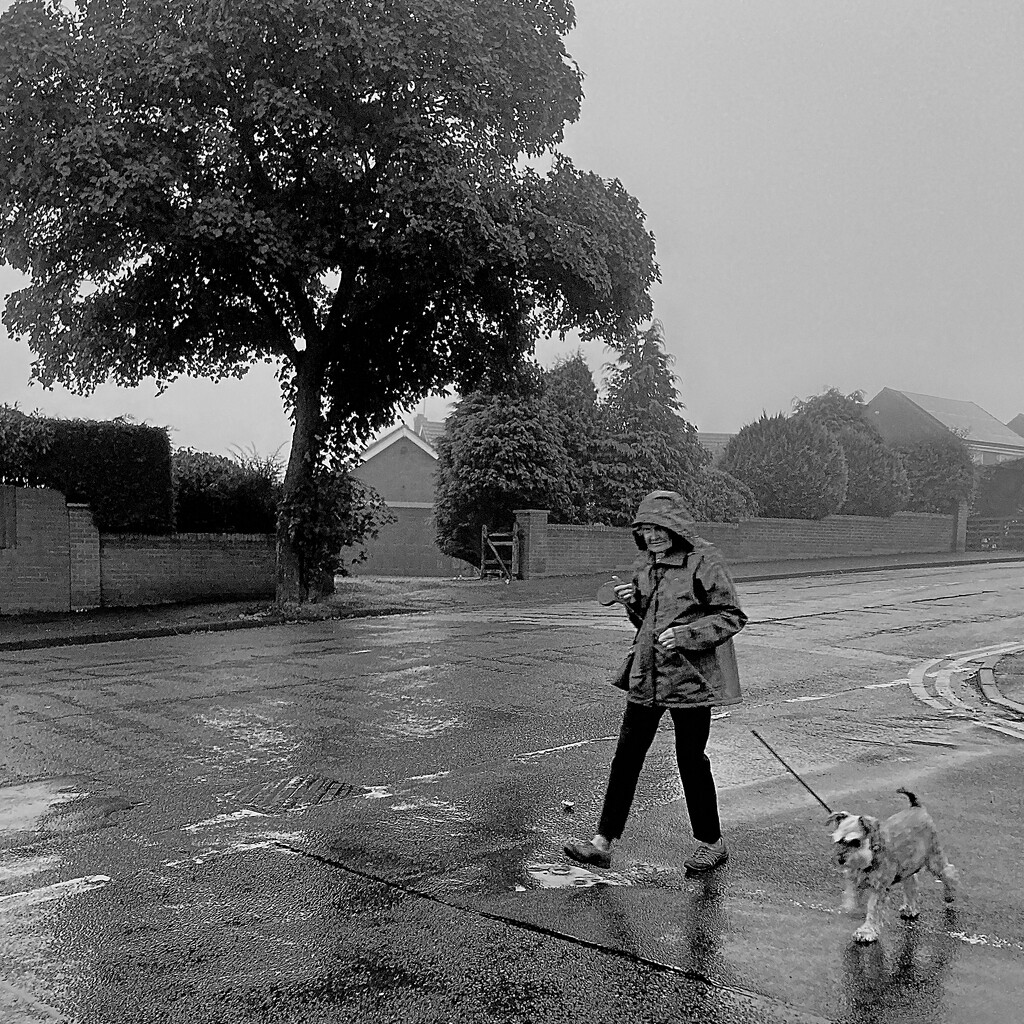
xmin=276 ymin=354 xmax=323 ymax=604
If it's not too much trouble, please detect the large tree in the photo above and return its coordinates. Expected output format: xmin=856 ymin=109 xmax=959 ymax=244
xmin=0 ymin=0 xmax=658 ymax=600
xmin=593 ymin=321 xmax=710 ymax=524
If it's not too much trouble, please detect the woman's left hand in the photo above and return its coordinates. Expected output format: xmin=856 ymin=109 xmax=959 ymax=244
xmin=657 ymin=628 xmax=678 ymax=649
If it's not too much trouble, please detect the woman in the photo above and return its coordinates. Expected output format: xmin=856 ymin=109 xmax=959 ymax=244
xmin=564 ymin=490 xmax=747 ymax=874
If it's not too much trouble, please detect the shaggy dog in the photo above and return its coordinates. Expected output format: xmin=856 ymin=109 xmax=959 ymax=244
xmin=828 ymin=788 xmax=958 ymax=944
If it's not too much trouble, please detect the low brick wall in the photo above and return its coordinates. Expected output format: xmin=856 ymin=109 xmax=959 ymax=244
xmin=1 ymin=486 xmax=278 ymax=613
xmin=99 ymin=533 xmax=276 ymax=607
xmin=0 ymin=486 xmax=73 ymax=614
xmin=513 ymin=508 xmax=957 ymax=578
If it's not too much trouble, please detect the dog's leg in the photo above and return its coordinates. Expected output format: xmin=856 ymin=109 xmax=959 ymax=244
xmin=927 ymin=849 xmax=958 ymax=903
xmin=840 ymin=871 xmax=859 ymax=915
xmin=854 ymin=888 xmax=885 ymax=944
xmin=899 ymin=874 xmax=921 ymax=919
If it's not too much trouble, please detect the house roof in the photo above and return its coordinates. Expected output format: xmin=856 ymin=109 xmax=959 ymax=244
xmin=697 ymin=432 xmax=735 ymax=459
xmin=412 ymin=414 xmax=446 ymax=446
xmin=894 ymin=391 xmax=1024 ymax=449
xmin=357 ymin=424 xmax=437 ymax=464
xmin=1008 ymin=413 xmax=1024 ymax=439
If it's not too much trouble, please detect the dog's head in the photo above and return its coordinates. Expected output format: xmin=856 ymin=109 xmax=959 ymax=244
xmin=827 ymin=811 xmax=880 ymax=871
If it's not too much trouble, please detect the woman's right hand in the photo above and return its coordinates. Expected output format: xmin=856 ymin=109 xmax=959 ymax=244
xmin=613 ymin=583 xmax=634 ymax=604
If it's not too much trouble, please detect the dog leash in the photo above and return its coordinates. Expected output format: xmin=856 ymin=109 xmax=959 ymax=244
xmin=750 ymin=729 xmax=833 ymax=814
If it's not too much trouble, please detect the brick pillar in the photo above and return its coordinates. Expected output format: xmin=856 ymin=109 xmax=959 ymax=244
xmin=951 ymin=500 xmax=969 ymax=553
xmin=67 ymin=503 xmax=101 ymax=610
xmin=513 ymin=509 xmax=549 ymax=580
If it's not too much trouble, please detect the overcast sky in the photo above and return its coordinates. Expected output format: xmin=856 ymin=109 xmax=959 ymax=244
xmin=2 ymin=0 xmax=1022 ymax=459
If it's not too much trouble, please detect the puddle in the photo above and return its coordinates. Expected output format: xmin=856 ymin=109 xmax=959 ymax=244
xmin=0 ymin=780 xmax=86 ymax=835
xmin=524 ymin=862 xmax=631 ymax=889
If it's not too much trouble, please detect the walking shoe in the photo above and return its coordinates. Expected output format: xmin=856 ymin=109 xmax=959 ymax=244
xmin=563 ymin=840 xmax=612 ymax=869
xmin=684 ymin=840 xmax=729 ymax=874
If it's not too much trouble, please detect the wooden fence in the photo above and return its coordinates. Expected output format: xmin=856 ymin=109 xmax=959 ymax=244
xmin=966 ymin=516 xmax=1024 ymax=551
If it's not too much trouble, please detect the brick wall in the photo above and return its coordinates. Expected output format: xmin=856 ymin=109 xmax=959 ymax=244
xmin=514 ymin=509 xmax=957 ymax=578
xmin=0 ymin=486 xmax=72 ymax=614
xmin=68 ymin=503 xmax=101 ymax=611
xmin=1 ymin=486 xmax=277 ymax=613
xmin=99 ymin=533 xmax=276 ymax=607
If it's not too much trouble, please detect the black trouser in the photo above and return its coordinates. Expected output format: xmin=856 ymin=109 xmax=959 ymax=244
xmin=597 ymin=701 xmax=721 ymax=844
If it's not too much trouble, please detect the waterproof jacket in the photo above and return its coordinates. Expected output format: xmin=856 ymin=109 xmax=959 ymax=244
xmin=622 ymin=491 xmax=746 ymax=708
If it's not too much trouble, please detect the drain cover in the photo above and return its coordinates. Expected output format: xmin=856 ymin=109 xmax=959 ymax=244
xmin=233 ymin=776 xmax=365 ymax=813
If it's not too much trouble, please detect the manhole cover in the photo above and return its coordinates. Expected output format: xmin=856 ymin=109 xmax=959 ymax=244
xmin=233 ymin=776 xmax=365 ymax=813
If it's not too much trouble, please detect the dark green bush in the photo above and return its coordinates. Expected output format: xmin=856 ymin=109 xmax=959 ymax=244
xmin=721 ymin=412 xmax=848 ymax=519
xmin=2 ymin=410 xmax=174 ymax=532
xmin=833 ymin=425 xmax=910 ymax=517
xmin=685 ymin=466 xmax=759 ymax=522
xmin=973 ymin=457 xmax=1024 ymax=516
xmin=435 ymin=391 xmax=574 ymax=565
xmin=899 ymin=435 xmax=976 ymax=513
xmin=280 ymin=464 xmax=393 ymax=593
xmin=172 ymin=448 xmax=280 ymax=533
xmin=0 ymin=405 xmax=56 ymax=486
xmin=792 ymin=389 xmax=909 ymax=517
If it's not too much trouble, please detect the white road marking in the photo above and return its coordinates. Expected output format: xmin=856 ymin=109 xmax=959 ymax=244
xmin=907 ymin=642 xmax=1024 ymax=739
xmin=516 ymin=736 xmax=618 ymax=761
xmin=0 ymin=874 xmax=110 ymax=908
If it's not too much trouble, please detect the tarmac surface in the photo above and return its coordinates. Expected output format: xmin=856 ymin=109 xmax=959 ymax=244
xmin=2 ymin=547 xmax=1024 ymax=1023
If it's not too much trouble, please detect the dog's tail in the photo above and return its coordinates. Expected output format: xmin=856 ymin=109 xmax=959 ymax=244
xmin=897 ymin=787 xmax=921 ymax=807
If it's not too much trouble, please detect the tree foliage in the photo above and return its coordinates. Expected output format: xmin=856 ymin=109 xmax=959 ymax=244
xmin=793 ymin=388 xmax=909 ymax=517
xmin=0 ymin=0 xmax=659 ymax=600
xmin=721 ymin=412 xmax=848 ymax=519
xmin=899 ymin=435 xmax=976 ymax=513
xmin=434 ymin=322 xmax=755 ymax=554
xmin=434 ymin=390 xmax=573 ymax=566
xmin=591 ymin=322 xmax=711 ymax=524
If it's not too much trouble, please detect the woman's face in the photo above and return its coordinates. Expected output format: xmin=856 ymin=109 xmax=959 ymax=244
xmin=639 ymin=524 xmax=673 ymax=553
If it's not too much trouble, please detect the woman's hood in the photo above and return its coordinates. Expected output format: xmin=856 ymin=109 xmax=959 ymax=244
xmin=631 ymin=490 xmax=697 ymax=550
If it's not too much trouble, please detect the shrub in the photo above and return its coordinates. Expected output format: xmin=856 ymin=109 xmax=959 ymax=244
xmin=0 ymin=405 xmax=56 ymax=486
xmin=172 ymin=448 xmax=280 ymax=533
xmin=833 ymin=425 xmax=910 ymax=517
xmin=721 ymin=412 xmax=848 ymax=519
xmin=899 ymin=435 xmax=976 ymax=513
xmin=280 ymin=464 xmax=392 ymax=596
xmin=973 ymin=457 xmax=1024 ymax=516
xmin=793 ymin=389 xmax=909 ymax=517
xmin=4 ymin=412 xmax=174 ymax=532
xmin=685 ymin=466 xmax=759 ymax=522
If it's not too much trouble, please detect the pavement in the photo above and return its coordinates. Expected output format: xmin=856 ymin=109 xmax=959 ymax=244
xmin=2 ymin=548 xmax=1023 ymax=652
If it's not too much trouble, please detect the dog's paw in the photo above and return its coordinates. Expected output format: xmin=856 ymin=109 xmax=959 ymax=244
xmin=854 ymin=924 xmax=880 ymax=944
xmin=899 ymin=903 xmax=920 ymax=920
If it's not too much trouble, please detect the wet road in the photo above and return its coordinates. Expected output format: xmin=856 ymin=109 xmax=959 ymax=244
xmin=1 ymin=563 xmax=1023 ymax=1022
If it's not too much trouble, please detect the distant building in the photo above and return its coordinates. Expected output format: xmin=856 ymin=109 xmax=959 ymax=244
xmin=350 ymin=419 xmax=472 ymax=577
xmin=696 ymin=432 xmax=735 ymax=463
xmin=865 ymin=389 xmax=1024 ymax=466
